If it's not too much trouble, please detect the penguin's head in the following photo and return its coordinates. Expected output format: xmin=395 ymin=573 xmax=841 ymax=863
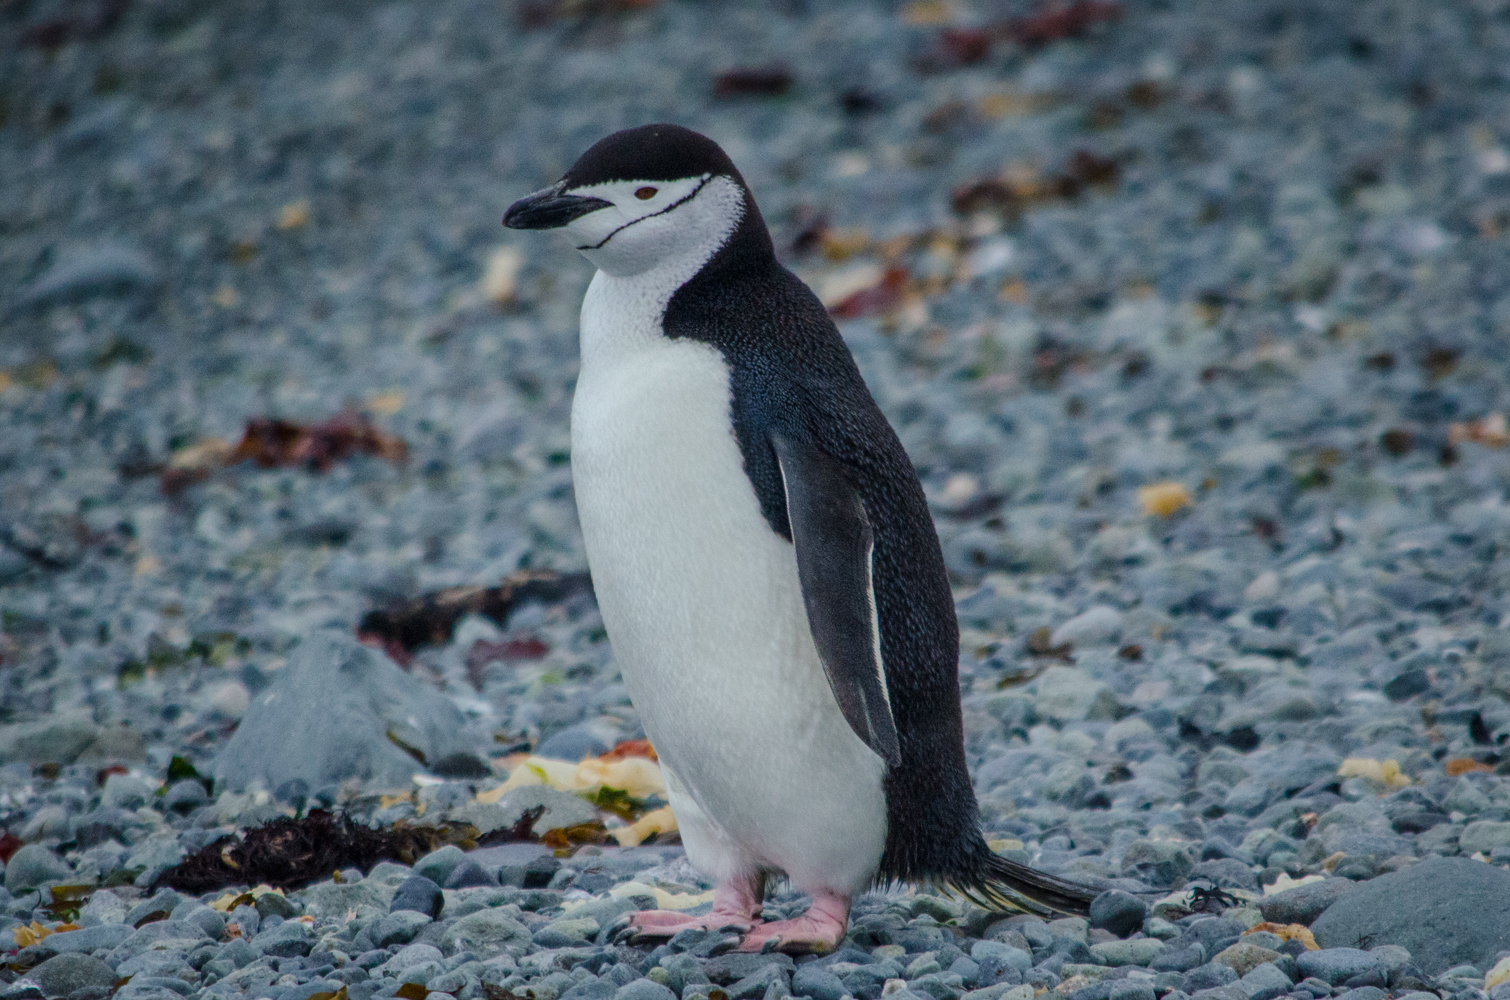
xmin=504 ymin=124 xmax=761 ymax=278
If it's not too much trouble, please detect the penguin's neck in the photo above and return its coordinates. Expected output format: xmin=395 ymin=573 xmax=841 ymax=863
xmin=577 ymin=177 xmax=750 ymax=372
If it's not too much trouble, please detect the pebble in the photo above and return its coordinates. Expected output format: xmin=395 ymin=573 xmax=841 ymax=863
xmin=794 ymin=967 xmax=849 ymax=1000
xmin=1151 ymin=946 xmax=1207 ymax=974
xmin=444 ymin=859 xmax=499 ymax=888
xmin=3 ymin=845 xmax=73 ymax=893
xmin=1184 ymin=964 xmax=1240 ymax=992
xmin=413 ymin=845 xmax=468 ymax=886
xmin=374 ymin=909 xmax=433 ymax=947
xmin=1048 ymin=607 xmax=1123 ymax=648
xmin=1293 ymin=949 xmax=1378 ymax=986
xmin=1458 ymin=820 xmax=1510 ymax=855
xmin=439 ymin=908 xmax=534 ymax=958
xmin=483 ymin=785 xmax=603 ymax=836
xmin=1258 ymin=880 xmax=1357 ymax=927
xmin=1120 ymin=840 xmax=1194 ymax=887
xmin=1090 ymin=940 xmax=1166 ymax=967
xmin=99 ymin=773 xmax=156 ymax=811
xmin=616 ymin=981 xmax=676 ymax=1000
xmin=0 ymin=716 xmax=100 ymax=767
xmin=1211 ymin=942 xmax=1281 ymax=977
xmin=18 ymin=242 xmax=158 ymax=308
xmin=26 ymin=954 xmax=116 ymax=999
xmin=390 ymin=876 xmax=445 ymax=918
xmin=1236 ymin=963 xmax=1292 ymax=1000
xmin=1088 ymin=891 xmax=1147 ymax=939
xmin=725 ymin=965 xmax=790 ymax=1000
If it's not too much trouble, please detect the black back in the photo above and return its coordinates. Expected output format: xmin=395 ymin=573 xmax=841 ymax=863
xmin=651 ymin=143 xmax=984 ymax=891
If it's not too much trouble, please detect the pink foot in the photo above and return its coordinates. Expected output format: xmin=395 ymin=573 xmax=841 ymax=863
xmin=736 ymin=891 xmax=849 ymax=955
xmin=617 ymin=875 xmax=762 ymax=942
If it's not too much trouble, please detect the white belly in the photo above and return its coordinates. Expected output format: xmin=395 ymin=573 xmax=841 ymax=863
xmin=570 ymin=272 xmax=886 ymax=896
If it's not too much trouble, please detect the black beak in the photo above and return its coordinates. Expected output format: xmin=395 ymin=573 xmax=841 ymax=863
xmin=503 ymin=183 xmax=612 ymax=230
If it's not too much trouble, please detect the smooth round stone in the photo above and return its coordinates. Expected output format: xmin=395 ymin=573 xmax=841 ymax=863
xmin=374 ymin=910 xmax=433 ymax=947
xmin=390 ymin=875 xmax=444 ymax=918
xmin=1183 ymin=963 xmax=1239 ymax=992
xmin=28 ymin=954 xmax=116 ymax=999
xmin=443 ymin=859 xmax=497 ymax=889
xmin=1092 ymin=939 xmax=1167 ymax=967
xmin=3 ymin=846 xmax=73 ymax=894
xmin=615 ymin=981 xmax=677 ymax=1000
xmin=1294 ymin=950 xmax=1378 ymax=986
xmin=1089 ymin=890 xmax=1148 ymax=938
xmin=161 ymin=779 xmax=209 ymax=810
xmin=413 ymin=845 xmax=467 ymax=886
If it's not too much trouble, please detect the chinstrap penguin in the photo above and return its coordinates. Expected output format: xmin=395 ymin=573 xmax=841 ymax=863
xmin=504 ymin=124 xmax=1094 ymax=953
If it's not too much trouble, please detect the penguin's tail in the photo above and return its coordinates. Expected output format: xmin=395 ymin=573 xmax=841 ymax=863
xmin=950 ymin=850 xmax=1097 ymax=918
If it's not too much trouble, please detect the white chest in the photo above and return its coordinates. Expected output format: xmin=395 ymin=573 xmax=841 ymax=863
xmin=570 ymin=269 xmax=786 ymax=675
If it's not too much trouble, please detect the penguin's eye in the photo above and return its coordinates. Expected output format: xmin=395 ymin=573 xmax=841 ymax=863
xmin=634 ymin=186 xmax=658 ymax=200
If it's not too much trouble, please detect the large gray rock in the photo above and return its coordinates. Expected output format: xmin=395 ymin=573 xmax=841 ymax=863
xmin=26 ymin=954 xmax=116 ymax=999
xmin=210 ymin=626 xmax=487 ymax=791
xmin=1310 ymin=857 xmax=1510 ymax=973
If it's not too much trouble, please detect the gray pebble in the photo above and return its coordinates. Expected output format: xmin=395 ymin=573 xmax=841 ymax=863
xmin=725 ymin=966 xmax=791 ymax=1000
xmin=1184 ymin=964 xmax=1239 ymax=992
xmin=390 ymin=876 xmax=444 ymax=919
xmin=615 ymin=979 xmax=676 ymax=1000
xmin=374 ymin=910 xmax=433 ymax=947
xmin=444 ymin=859 xmax=497 ymax=889
xmin=253 ymin=919 xmax=312 ymax=958
xmin=413 ymin=845 xmax=468 ymax=886
xmin=793 ymin=966 xmax=849 ymax=1000
xmin=560 ymin=980 xmax=615 ymax=1000
xmin=26 ymin=954 xmax=116 ymax=999
xmin=3 ymin=846 xmax=72 ymax=894
xmin=1089 ymin=891 xmax=1148 ymax=939
xmin=1293 ymin=950 xmax=1377 ymax=986
xmin=1257 ymin=881 xmax=1357 ymax=928
xmin=19 ymin=242 xmax=158 ymax=308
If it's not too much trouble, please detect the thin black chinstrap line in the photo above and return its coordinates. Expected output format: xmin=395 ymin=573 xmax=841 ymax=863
xmin=575 ymin=174 xmax=715 ymax=251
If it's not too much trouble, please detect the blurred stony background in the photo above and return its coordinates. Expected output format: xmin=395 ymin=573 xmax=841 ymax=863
xmin=3 ymin=0 xmax=1510 ymax=999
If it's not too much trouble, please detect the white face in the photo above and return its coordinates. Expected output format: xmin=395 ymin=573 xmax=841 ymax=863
xmin=561 ymin=175 xmax=746 ymax=278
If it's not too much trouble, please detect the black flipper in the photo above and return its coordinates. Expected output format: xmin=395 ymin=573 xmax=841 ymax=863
xmin=772 ymin=432 xmax=902 ymax=768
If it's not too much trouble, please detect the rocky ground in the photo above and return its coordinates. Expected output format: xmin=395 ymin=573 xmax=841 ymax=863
xmin=4 ymin=0 xmax=1510 ymax=999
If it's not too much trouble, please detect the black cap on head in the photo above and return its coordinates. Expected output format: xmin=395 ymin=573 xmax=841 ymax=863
xmin=563 ymin=124 xmax=743 ymax=188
